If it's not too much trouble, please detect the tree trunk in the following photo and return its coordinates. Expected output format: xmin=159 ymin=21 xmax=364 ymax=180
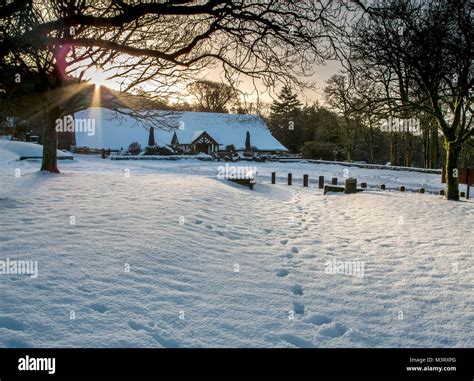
xmin=423 ymin=126 xmax=430 ymax=168
xmin=40 ymin=105 xmax=61 ymax=173
xmin=369 ymin=131 xmax=375 ymax=164
xmin=404 ymin=132 xmax=413 ymax=167
xmin=431 ymin=125 xmax=439 ymax=168
xmin=390 ymin=133 xmax=398 ymax=165
xmin=445 ymin=140 xmax=460 ymax=201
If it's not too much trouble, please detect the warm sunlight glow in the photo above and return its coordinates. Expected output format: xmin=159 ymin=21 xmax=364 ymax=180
xmin=88 ymin=67 xmax=113 ymax=88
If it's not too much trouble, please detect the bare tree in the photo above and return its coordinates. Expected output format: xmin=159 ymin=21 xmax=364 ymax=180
xmin=324 ymin=74 xmax=359 ymax=161
xmin=345 ymin=0 xmax=473 ymax=200
xmin=1 ymin=0 xmax=349 ymax=172
xmin=187 ymin=80 xmax=237 ymax=113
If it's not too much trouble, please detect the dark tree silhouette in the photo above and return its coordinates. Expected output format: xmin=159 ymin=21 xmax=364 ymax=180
xmin=245 ymin=131 xmax=251 ymax=152
xmin=148 ymin=126 xmax=155 ymax=147
xmin=268 ymin=85 xmax=303 ymax=152
xmin=346 ymin=0 xmax=473 ymax=200
xmin=187 ymin=80 xmax=237 ymax=113
xmin=0 ymin=0 xmax=349 ymax=172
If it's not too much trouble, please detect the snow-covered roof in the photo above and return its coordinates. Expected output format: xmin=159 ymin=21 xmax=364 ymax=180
xmin=190 ymin=130 xmax=205 ymax=142
xmin=74 ymin=107 xmax=288 ymax=151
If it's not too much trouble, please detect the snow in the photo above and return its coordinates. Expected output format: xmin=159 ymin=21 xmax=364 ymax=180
xmin=74 ymin=107 xmax=288 ymax=151
xmin=0 ymin=142 xmax=472 ymax=348
xmin=0 ymin=140 xmax=72 ymax=161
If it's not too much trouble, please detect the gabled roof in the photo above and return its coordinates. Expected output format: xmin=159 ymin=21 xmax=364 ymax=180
xmin=191 ymin=131 xmax=219 ymax=145
xmin=190 ymin=130 xmax=206 ymax=142
xmin=74 ymin=107 xmax=288 ymax=151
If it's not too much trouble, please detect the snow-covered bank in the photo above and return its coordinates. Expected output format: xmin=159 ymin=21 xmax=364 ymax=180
xmin=62 ymin=153 xmax=469 ymax=194
xmin=0 ymin=140 xmax=73 ymax=161
xmin=0 ymin=147 xmax=472 ymax=348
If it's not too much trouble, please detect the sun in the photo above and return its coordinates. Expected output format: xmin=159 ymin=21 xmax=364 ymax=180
xmin=87 ymin=67 xmax=113 ymax=89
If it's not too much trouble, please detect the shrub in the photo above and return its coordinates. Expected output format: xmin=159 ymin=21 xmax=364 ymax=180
xmin=301 ymin=141 xmax=339 ymax=160
xmin=128 ymin=142 xmax=141 ymax=155
xmin=144 ymin=146 xmax=160 ymax=155
xmin=144 ymin=145 xmax=175 ymax=155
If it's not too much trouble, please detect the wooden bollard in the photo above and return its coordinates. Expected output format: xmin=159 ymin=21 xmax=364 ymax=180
xmin=318 ymin=176 xmax=324 ymax=189
xmin=332 ymin=178 xmax=338 ymax=185
xmin=460 ymin=191 xmax=466 ymax=198
xmin=303 ymin=174 xmax=308 ymax=187
xmin=439 ymin=189 xmax=445 ymax=196
xmin=400 ymin=186 xmax=405 ymax=192
xmin=271 ymin=172 xmax=276 ymax=184
xmin=288 ymin=173 xmax=292 ymax=186
xmin=419 ymin=188 xmax=425 ymax=194
xmin=345 ymin=178 xmax=357 ymax=194
xmin=101 ymin=148 xmax=106 ymax=159
xmin=361 ymin=182 xmax=367 ymax=189
xmin=381 ymin=184 xmax=386 ymax=190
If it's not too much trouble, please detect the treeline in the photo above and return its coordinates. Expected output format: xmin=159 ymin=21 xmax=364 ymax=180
xmin=267 ymin=85 xmax=473 ymax=169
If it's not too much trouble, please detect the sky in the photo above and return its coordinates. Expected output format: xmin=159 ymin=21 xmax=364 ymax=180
xmin=81 ymin=57 xmax=343 ymax=108
xmin=190 ymin=59 xmax=343 ymax=106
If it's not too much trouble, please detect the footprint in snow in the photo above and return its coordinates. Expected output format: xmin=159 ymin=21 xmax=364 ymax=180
xmin=225 ymin=232 xmax=242 ymax=240
xmin=276 ymin=269 xmax=289 ymax=277
xmin=0 ymin=317 xmax=26 ymax=331
xmin=263 ymin=228 xmax=273 ymax=234
xmin=304 ymin=314 xmax=331 ymax=326
xmin=319 ymin=323 xmax=347 ymax=338
xmin=280 ymin=334 xmax=315 ymax=348
xmin=205 ymin=224 xmax=213 ymax=230
xmin=291 ymin=246 xmax=299 ymax=254
xmin=33 ymin=284 xmax=51 ymax=291
xmin=292 ymin=301 xmax=305 ymax=315
xmin=280 ymin=239 xmax=289 ymax=245
xmin=128 ymin=320 xmax=148 ymax=331
xmin=89 ymin=303 xmax=108 ymax=314
xmin=195 ymin=219 xmax=203 ymax=225
xmin=216 ymin=230 xmax=242 ymax=240
xmin=291 ymin=284 xmax=303 ymax=296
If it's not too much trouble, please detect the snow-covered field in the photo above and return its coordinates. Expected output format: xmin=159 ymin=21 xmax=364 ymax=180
xmin=0 ymin=141 xmax=473 ymax=347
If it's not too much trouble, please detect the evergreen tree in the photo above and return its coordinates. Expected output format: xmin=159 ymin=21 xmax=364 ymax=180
xmin=148 ymin=126 xmax=155 ymax=147
xmin=268 ymin=85 xmax=302 ymax=152
xmin=245 ymin=131 xmax=251 ymax=151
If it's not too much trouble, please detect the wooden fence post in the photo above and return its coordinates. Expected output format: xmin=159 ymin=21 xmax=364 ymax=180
xmin=303 ymin=174 xmax=308 ymax=187
xmin=318 ymin=176 xmax=324 ymax=189
xmin=345 ymin=178 xmax=357 ymax=194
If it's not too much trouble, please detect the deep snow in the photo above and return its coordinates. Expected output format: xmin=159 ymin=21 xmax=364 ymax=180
xmin=0 ymin=143 xmax=472 ymax=347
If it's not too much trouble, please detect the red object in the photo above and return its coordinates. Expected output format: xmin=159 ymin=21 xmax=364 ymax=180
xmin=441 ymin=168 xmax=474 ymax=185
